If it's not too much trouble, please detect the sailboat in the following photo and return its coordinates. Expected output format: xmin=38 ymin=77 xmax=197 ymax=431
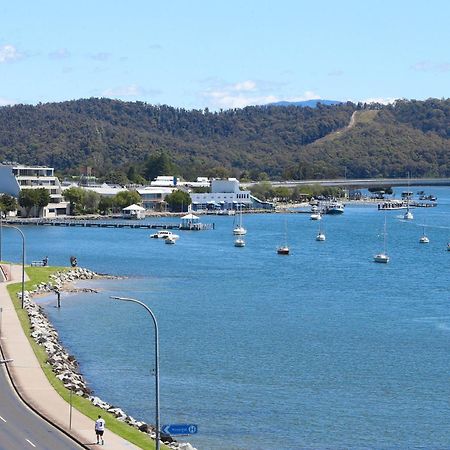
xmin=234 ymin=237 xmax=245 ymax=247
xmin=277 ymin=217 xmax=290 ymax=255
xmin=419 ymin=225 xmax=429 ymax=244
xmin=316 ymin=221 xmax=326 ymax=241
xmin=374 ymin=216 xmax=389 ymax=263
xmin=403 ymin=173 xmax=414 ymax=220
xmin=233 ymin=204 xmax=247 ymax=235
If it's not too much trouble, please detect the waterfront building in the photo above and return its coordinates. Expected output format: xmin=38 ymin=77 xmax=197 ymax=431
xmin=136 ymin=186 xmax=175 ymax=210
xmin=0 ymin=163 xmax=69 ymax=217
xmin=189 ymin=178 xmax=273 ymax=211
xmin=122 ymin=204 xmax=146 ymax=219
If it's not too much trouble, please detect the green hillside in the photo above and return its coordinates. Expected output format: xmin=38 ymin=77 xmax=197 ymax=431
xmin=0 ymin=98 xmax=448 ymax=180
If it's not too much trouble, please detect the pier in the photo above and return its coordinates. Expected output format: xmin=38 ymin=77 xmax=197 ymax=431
xmin=2 ymin=219 xmax=214 ymax=230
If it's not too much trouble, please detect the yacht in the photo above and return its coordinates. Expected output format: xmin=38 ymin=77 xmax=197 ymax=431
xmin=316 ymin=231 xmax=326 ymax=241
xmin=277 ymin=245 xmax=290 ymax=255
xmin=419 ymin=226 xmax=429 ymax=244
xmin=234 ymin=238 xmax=245 ymax=247
xmin=374 ymin=216 xmax=389 ymax=263
xmin=233 ymin=205 xmax=247 ymax=235
xmin=374 ymin=253 xmax=390 ymax=263
xmin=324 ymin=201 xmax=344 ymax=215
xmin=150 ymin=230 xmax=180 ymax=240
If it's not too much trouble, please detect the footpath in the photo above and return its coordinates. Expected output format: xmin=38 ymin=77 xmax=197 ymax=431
xmin=0 ymin=264 xmax=140 ymax=449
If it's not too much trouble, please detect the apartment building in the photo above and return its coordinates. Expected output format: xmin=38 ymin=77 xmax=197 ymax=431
xmin=0 ymin=163 xmax=69 ymax=217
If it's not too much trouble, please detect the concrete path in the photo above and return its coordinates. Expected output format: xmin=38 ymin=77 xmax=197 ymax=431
xmin=0 ymin=264 xmax=141 ymax=449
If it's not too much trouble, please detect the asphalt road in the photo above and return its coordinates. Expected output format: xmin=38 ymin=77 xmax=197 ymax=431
xmin=0 ymin=364 xmax=84 ymax=450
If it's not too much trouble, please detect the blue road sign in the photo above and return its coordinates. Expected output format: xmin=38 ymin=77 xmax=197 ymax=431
xmin=161 ymin=424 xmax=198 ymax=435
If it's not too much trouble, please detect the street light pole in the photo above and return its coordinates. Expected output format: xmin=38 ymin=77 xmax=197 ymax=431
xmin=3 ymin=225 xmax=26 ymax=308
xmin=110 ymin=296 xmax=160 ymax=450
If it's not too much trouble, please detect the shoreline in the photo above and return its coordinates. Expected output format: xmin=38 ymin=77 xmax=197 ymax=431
xmin=20 ymin=267 xmax=196 ymax=450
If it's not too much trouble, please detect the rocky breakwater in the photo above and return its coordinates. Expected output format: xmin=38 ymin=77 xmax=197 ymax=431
xmin=18 ymin=267 xmax=196 ymax=450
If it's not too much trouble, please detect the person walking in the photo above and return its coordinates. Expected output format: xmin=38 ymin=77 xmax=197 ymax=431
xmin=95 ymin=415 xmax=106 ymax=445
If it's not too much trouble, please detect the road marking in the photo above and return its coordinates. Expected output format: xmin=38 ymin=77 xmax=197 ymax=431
xmin=26 ymin=439 xmax=36 ymax=447
xmin=0 ymin=415 xmax=6 ymax=422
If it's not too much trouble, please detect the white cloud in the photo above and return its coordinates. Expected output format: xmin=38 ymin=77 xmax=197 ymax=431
xmin=0 ymin=44 xmax=22 ymax=63
xmin=362 ymin=97 xmax=397 ymax=105
xmin=102 ymin=84 xmax=160 ymax=99
xmin=0 ymin=96 xmax=16 ymax=106
xmin=411 ymin=60 xmax=450 ymax=73
xmin=233 ymin=80 xmax=257 ymax=92
xmin=201 ymin=79 xmax=321 ymax=109
xmin=90 ymin=52 xmax=111 ymax=61
xmin=287 ymin=91 xmax=321 ymax=102
xmin=49 ymin=48 xmax=70 ymax=60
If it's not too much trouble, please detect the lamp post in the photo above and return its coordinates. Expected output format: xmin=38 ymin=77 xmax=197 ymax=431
xmin=110 ymin=296 xmax=160 ymax=450
xmin=3 ymin=225 xmax=26 ymax=308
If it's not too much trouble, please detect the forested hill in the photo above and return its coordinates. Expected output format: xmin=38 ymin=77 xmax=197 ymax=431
xmin=0 ymin=97 xmax=449 ymax=180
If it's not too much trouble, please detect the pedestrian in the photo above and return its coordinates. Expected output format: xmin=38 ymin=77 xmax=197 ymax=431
xmin=95 ymin=415 xmax=105 ymax=445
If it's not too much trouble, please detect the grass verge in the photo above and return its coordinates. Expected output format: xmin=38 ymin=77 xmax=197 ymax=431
xmin=6 ymin=265 xmax=167 ymax=450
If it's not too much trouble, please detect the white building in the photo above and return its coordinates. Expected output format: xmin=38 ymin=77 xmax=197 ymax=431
xmin=122 ymin=204 xmax=146 ymax=219
xmin=190 ymin=178 xmax=252 ymax=211
xmin=136 ymin=186 xmax=175 ymax=210
xmin=0 ymin=163 xmax=69 ymax=217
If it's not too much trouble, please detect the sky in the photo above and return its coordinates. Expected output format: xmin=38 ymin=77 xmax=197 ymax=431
xmin=0 ymin=0 xmax=449 ymax=110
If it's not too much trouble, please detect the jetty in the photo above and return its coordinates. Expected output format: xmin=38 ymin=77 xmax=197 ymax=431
xmin=2 ymin=218 xmax=214 ymax=230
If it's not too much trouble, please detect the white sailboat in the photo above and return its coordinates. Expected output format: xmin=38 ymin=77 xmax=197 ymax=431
xmin=374 ymin=216 xmax=390 ymax=263
xmin=316 ymin=221 xmax=326 ymax=241
xmin=234 ymin=238 xmax=245 ymax=247
xmin=403 ymin=173 xmax=414 ymax=220
xmin=419 ymin=225 xmax=429 ymax=244
xmin=233 ymin=204 xmax=247 ymax=235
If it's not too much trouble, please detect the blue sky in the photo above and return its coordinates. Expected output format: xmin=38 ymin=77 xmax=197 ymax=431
xmin=0 ymin=0 xmax=449 ymax=109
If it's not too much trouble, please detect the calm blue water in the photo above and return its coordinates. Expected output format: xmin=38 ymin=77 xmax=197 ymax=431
xmin=2 ymin=187 xmax=450 ymax=449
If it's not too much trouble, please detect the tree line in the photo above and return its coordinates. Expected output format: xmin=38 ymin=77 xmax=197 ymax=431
xmin=0 ymin=98 xmax=448 ymax=181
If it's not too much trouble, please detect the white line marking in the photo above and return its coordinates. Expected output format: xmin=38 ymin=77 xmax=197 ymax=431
xmin=0 ymin=415 xmax=6 ymax=422
xmin=26 ymin=439 xmax=36 ymax=447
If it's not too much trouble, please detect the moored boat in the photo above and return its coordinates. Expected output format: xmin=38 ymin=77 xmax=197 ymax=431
xmin=324 ymin=201 xmax=344 ymax=215
xmin=277 ymin=245 xmax=289 ymax=255
xmin=150 ymin=230 xmax=180 ymax=239
xmin=234 ymin=238 xmax=245 ymax=247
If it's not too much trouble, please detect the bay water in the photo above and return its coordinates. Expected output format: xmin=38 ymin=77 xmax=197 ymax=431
xmin=2 ymin=186 xmax=450 ymax=449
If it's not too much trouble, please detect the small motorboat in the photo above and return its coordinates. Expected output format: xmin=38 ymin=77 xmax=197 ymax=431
xmin=310 ymin=213 xmax=322 ymax=221
xmin=165 ymin=236 xmax=177 ymax=244
xmin=277 ymin=245 xmax=290 ymax=255
xmin=150 ymin=230 xmax=179 ymax=240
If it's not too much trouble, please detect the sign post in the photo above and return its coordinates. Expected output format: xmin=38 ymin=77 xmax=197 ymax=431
xmin=161 ymin=424 xmax=198 ymax=436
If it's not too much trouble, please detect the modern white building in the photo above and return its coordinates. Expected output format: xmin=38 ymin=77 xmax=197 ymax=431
xmin=190 ymin=178 xmax=253 ymax=211
xmin=0 ymin=163 xmax=69 ymax=217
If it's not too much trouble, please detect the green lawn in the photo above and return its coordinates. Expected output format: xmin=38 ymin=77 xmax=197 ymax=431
xmin=6 ymin=265 xmax=167 ymax=450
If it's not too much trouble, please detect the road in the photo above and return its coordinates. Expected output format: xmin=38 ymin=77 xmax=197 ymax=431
xmin=0 ymin=363 xmax=84 ymax=450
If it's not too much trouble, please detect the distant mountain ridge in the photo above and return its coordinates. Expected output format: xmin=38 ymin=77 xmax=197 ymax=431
xmin=267 ymin=99 xmax=342 ymax=107
xmin=0 ymin=97 xmax=448 ymax=180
